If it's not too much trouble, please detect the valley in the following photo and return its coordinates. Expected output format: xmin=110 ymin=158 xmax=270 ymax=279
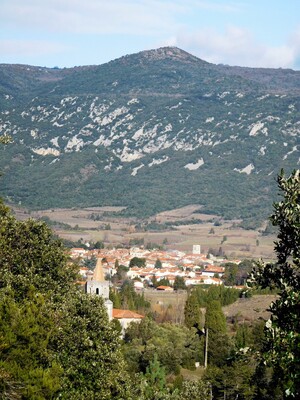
xmin=14 ymin=204 xmax=276 ymax=260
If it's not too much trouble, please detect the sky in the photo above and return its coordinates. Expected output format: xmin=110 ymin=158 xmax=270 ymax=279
xmin=1 ymin=0 xmax=300 ymax=70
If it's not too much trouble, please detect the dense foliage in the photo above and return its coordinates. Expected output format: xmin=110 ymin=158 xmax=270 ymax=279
xmin=124 ymin=317 xmax=201 ymax=374
xmin=184 ymin=285 xmax=240 ymax=328
xmin=54 ymin=293 xmax=131 ymax=399
xmin=0 ymin=201 xmax=132 ymax=399
xmin=110 ymin=280 xmax=151 ymax=314
xmin=221 ymin=259 xmax=257 ymax=287
xmin=0 ymin=201 xmax=76 ymax=301
xmin=251 ymin=170 xmax=300 ymax=398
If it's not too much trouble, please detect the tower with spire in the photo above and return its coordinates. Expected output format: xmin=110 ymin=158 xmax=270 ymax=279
xmin=85 ymin=257 xmax=113 ymax=320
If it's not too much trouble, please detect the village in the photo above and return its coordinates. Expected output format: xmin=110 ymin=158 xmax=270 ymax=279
xmin=69 ymin=243 xmax=247 ymax=334
xmin=71 ymin=244 xmax=242 ymax=289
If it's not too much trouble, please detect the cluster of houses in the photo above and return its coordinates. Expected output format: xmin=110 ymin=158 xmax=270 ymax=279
xmin=71 ymin=246 xmax=241 ymax=289
xmin=73 ymin=246 xmax=241 ymax=334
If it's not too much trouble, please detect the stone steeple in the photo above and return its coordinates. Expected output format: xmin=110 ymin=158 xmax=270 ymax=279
xmin=93 ymin=257 xmax=105 ymax=282
xmin=85 ymin=257 xmax=113 ymax=320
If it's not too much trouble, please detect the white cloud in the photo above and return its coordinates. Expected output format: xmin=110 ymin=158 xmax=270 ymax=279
xmin=173 ymin=25 xmax=299 ymax=68
xmin=1 ymin=0 xmax=184 ymax=35
xmin=1 ymin=0 xmax=242 ymax=36
xmin=288 ymin=26 xmax=300 ymax=65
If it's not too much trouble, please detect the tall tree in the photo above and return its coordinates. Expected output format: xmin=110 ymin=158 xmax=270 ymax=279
xmin=184 ymin=291 xmax=203 ymax=329
xmin=205 ymin=300 xmax=227 ymax=335
xmin=236 ymin=259 xmax=255 ymax=285
xmin=109 ymin=287 xmax=122 ymax=308
xmin=0 ymin=202 xmax=134 ymax=399
xmin=223 ymin=262 xmax=238 ymax=286
xmin=0 ymin=201 xmax=77 ymax=301
xmin=54 ymin=292 xmax=132 ymax=399
xmin=251 ymin=170 xmax=300 ymax=398
xmin=144 ymin=354 xmax=167 ymax=399
xmin=173 ymin=276 xmax=186 ymax=290
xmin=205 ymin=300 xmax=230 ymax=366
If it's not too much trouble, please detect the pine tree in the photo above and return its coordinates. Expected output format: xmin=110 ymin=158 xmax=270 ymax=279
xmin=0 ymin=201 xmax=77 ymax=301
xmin=205 ymin=300 xmax=227 ymax=335
xmin=109 ymin=287 xmax=122 ymax=308
xmin=144 ymin=354 xmax=168 ymax=399
xmin=173 ymin=276 xmax=186 ymax=290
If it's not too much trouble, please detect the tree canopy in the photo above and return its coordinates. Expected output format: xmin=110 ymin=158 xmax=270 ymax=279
xmin=124 ymin=317 xmax=201 ymax=375
xmin=0 ymin=201 xmax=77 ymax=301
xmin=251 ymin=169 xmax=300 ymax=398
xmin=0 ymin=201 xmax=132 ymax=399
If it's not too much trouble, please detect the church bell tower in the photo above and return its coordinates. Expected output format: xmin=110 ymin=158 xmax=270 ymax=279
xmin=85 ymin=258 xmax=113 ymax=320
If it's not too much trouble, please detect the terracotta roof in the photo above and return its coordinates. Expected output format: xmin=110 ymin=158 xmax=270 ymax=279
xmin=112 ymin=309 xmax=144 ymax=319
xmin=204 ymin=265 xmax=225 ymax=272
xmin=156 ymin=285 xmax=173 ymax=290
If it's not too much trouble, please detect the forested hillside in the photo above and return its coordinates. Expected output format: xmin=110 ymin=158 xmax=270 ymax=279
xmin=0 ymin=47 xmax=299 ymax=225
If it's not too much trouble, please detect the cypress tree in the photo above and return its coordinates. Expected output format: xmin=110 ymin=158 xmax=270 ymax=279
xmin=184 ymin=292 xmax=202 ymax=329
xmin=205 ymin=300 xmax=230 ymax=366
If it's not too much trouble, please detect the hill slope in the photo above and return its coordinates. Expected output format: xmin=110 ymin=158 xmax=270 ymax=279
xmin=0 ymin=47 xmax=299 ymax=225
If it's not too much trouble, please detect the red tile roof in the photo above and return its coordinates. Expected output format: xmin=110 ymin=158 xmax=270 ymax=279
xmin=204 ymin=265 xmax=225 ymax=272
xmin=112 ymin=309 xmax=144 ymax=319
xmin=156 ymin=285 xmax=173 ymax=291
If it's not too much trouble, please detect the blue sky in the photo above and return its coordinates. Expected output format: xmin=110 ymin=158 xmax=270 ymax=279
xmin=1 ymin=0 xmax=300 ymax=70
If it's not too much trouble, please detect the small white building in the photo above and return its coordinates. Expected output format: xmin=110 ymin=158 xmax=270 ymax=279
xmin=112 ymin=309 xmax=144 ymax=335
xmin=202 ymin=265 xmax=225 ymax=277
xmin=193 ymin=245 xmax=201 ymax=255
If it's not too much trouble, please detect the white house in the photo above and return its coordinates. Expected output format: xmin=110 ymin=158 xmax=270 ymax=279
xmin=202 ymin=265 xmax=225 ymax=277
xmin=112 ymin=309 xmax=144 ymax=335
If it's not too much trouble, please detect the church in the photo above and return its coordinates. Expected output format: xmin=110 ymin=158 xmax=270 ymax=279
xmin=85 ymin=257 xmax=144 ymax=334
xmin=85 ymin=257 xmax=113 ymax=320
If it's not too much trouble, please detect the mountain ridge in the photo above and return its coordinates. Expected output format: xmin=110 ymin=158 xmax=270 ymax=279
xmin=0 ymin=47 xmax=299 ymax=226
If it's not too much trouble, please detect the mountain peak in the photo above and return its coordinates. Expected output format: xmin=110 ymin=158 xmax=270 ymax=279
xmin=115 ymin=46 xmax=207 ymax=66
xmin=140 ymin=46 xmax=201 ymax=62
